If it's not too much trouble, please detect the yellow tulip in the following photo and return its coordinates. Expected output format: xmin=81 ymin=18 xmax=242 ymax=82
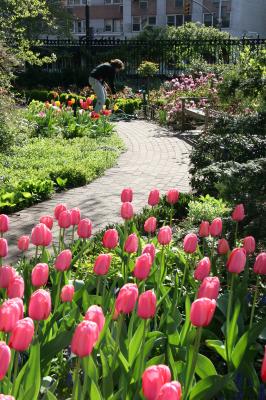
xmin=71 ymin=98 xmax=76 ymax=104
xmin=113 ymin=104 xmax=119 ymax=111
xmin=90 ymin=95 xmax=95 ymax=100
xmin=55 ymin=101 xmax=61 ymax=107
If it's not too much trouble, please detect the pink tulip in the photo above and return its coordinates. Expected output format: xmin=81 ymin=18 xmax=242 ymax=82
xmin=102 ymin=229 xmax=119 ymax=249
xmin=198 ymin=276 xmax=220 ymax=300
xmin=39 ymin=215 xmax=53 ymax=230
xmin=77 ymin=218 xmax=92 ymax=239
xmin=243 ymin=236 xmax=256 ymax=254
xmin=55 ymin=249 xmax=72 ymax=272
xmin=217 ymin=238 xmax=230 ymax=255
xmin=190 ymin=298 xmax=216 ymax=327
xmin=121 ymin=188 xmax=133 ymax=203
xmin=121 ymin=202 xmax=134 ymax=220
xmin=29 ymin=289 xmax=51 ymax=321
xmin=142 ymin=243 xmax=156 ymax=263
xmin=158 ymin=226 xmax=172 ymax=245
xmin=232 ymin=204 xmax=245 ymax=222
xmin=0 ymin=266 xmax=16 ymax=289
xmin=166 ymin=189 xmax=179 ymax=205
xmin=31 ymin=263 xmax=49 ymax=287
xmin=85 ymin=305 xmax=105 ymax=333
xmin=183 ymin=233 xmax=198 ymax=253
xmin=0 ymin=299 xmax=22 ymax=332
xmin=124 ymin=233 xmax=138 ymax=253
xmin=9 ymin=318 xmax=34 ymax=352
xmin=144 ymin=217 xmax=157 ymax=234
xmin=0 ymin=215 xmax=9 ymax=234
xmin=115 ymin=283 xmax=138 ymax=314
xmin=0 ymin=394 xmax=15 ymax=399
xmin=194 ymin=257 xmax=211 ymax=281
xmin=71 ymin=320 xmax=99 ymax=358
xmin=17 ymin=235 xmax=30 ymax=252
xmin=58 ymin=210 xmax=71 ymax=229
xmin=199 ymin=221 xmax=210 ymax=237
xmin=133 ymin=253 xmax=152 ymax=280
xmin=157 ymin=381 xmax=182 ymax=400
xmin=7 ymin=276 xmax=24 ymax=299
xmin=0 ymin=239 xmax=8 ymax=258
xmin=137 ymin=290 xmax=156 ymax=319
xmin=70 ymin=208 xmax=81 ymax=226
xmin=93 ymin=254 xmax=112 ymax=275
xmin=261 ymin=345 xmax=266 ymax=383
xmin=0 ymin=342 xmax=11 ymax=380
xmin=254 ymin=252 xmax=266 ymax=275
xmin=54 ymin=203 xmax=67 ymax=220
xmin=60 ymin=284 xmax=74 ymax=302
xmin=227 ymin=248 xmax=246 ymax=274
xmin=31 ymin=223 xmax=52 ymax=247
xmin=148 ymin=189 xmax=160 ymax=206
xmin=210 ymin=217 xmax=223 ymax=237
xmin=142 ymin=365 xmax=171 ymax=400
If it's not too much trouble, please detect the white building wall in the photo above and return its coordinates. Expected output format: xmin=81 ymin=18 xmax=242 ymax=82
xmin=230 ymin=0 xmax=266 ymax=37
xmin=157 ymin=0 xmax=167 ymax=26
xmin=123 ymin=0 xmax=132 ymax=34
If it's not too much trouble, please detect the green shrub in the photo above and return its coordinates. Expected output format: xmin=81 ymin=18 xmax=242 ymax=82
xmin=49 ymin=167 xmax=87 ymax=189
xmin=115 ymin=98 xmax=142 ymax=114
xmin=24 ymin=89 xmax=49 ymax=102
xmin=187 ymin=195 xmax=230 ymax=223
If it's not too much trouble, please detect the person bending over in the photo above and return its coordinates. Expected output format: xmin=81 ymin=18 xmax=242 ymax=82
xmin=89 ymin=59 xmax=124 ymax=112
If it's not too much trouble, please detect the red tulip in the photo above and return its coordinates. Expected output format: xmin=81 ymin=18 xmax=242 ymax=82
xmin=0 ymin=239 xmax=8 ymax=258
xmin=54 ymin=203 xmax=67 ymax=220
xmin=124 ymin=233 xmax=138 ymax=253
xmin=226 ymin=248 xmax=246 ymax=274
xmin=121 ymin=188 xmax=133 ymax=203
xmin=166 ymin=189 xmax=179 ymax=205
xmin=194 ymin=257 xmax=211 ymax=281
xmin=29 ymin=289 xmax=51 ymax=321
xmin=55 ymin=249 xmax=72 ymax=272
xmin=7 ymin=276 xmax=24 ymax=299
xmin=133 ymin=253 xmax=152 ymax=280
xmin=157 ymin=381 xmax=182 ymax=400
xmin=254 ymin=252 xmax=266 ymax=275
xmin=158 ymin=226 xmax=172 ymax=245
xmin=261 ymin=345 xmax=266 ymax=383
xmin=102 ymin=229 xmax=119 ymax=249
xmin=93 ymin=254 xmax=112 ymax=276
xmin=217 ymin=238 xmax=230 ymax=255
xmin=0 ymin=266 xmax=16 ymax=289
xmin=0 ymin=342 xmax=11 ymax=380
xmin=0 ymin=299 xmax=23 ymax=332
xmin=0 ymin=215 xmax=9 ymax=234
xmin=58 ymin=210 xmax=71 ymax=229
xmin=70 ymin=208 xmax=81 ymax=226
xmin=115 ymin=283 xmax=138 ymax=314
xmin=199 ymin=221 xmax=210 ymax=237
xmin=209 ymin=218 xmax=222 ymax=237
xmin=31 ymin=263 xmax=49 ymax=287
xmin=137 ymin=290 xmax=156 ymax=319
xmin=142 ymin=365 xmax=171 ymax=400
xmin=243 ymin=236 xmax=256 ymax=254
xmin=198 ymin=276 xmax=220 ymax=300
xmin=190 ymin=298 xmax=216 ymax=327
xmin=183 ymin=233 xmax=198 ymax=253
xmin=31 ymin=223 xmax=52 ymax=247
xmin=85 ymin=305 xmax=105 ymax=333
xmin=121 ymin=202 xmax=134 ymax=220
xmin=39 ymin=215 xmax=53 ymax=230
xmin=71 ymin=320 xmax=99 ymax=358
xmin=9 ymin=318 xmax=34 ymax=352
xmin=17 ymin=235 xmax=30 ymax=252
xmin=148 ymin=189 xmax=160 ymax=206
xmin=142 ymin=243 xmax=156 ymax=263
xmin=77 ymin=218 xmax=92 ymax=239
xmin=60 ymin=284 xmax=74 ymax=302
xmin=144 ymin=217 xmax=157 ymax=234
xmin=232 ymin=204 xmax=245 ymax=222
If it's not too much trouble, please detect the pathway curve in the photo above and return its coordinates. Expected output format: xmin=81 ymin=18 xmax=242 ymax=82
xmin=5 ymin=120 xmax=191 ymax=262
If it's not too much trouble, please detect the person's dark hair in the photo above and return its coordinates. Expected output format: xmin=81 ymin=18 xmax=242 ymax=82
xmin=110 ymin=59 xmax=124 ymax=70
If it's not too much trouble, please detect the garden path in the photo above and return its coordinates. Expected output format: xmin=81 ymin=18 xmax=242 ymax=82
xmin=5 ymin=120 xmax=191 ymax=263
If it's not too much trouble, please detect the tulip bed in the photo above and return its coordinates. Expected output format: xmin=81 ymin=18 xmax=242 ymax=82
xmin=0 ymin=189 xmax=265 ymax=400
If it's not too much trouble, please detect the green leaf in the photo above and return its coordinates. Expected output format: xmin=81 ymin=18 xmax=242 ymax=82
xmin=40 ymin=329 xmax=74 ymax=368
xmin=189 ymin=374 xmax=234 ymax=400
xmin=227 ymin=299 xmax=241 ymax=360
xmin=205 ymin=340 xmax=226 ymax=361
xmin=196 ymin=353 xmax=217 ymax=379
xmin=45 ymin=391 xmax=57 ymax=400
xmin=180 ymin=296 xmax=191 ymax=346
xmin=90 ymin=380 xmax=102 ymax=400
xmin=128 ymin=319 xmax=145 ymax=366
xmin=22 ymin=192 xmax=32 ymax=198
xmin=100 ymin=349 xmax=113 ymax=398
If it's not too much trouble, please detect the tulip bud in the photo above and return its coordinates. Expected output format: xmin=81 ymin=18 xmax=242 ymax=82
xmin=166 ymin=189 xmax=179 ymax=205
xmin=9 ymin=318 xmax=34 ymax=352
xmin=144 ymin=217 xmax=157 ymax=234
xmin=54 ymin=203 xmax=67 ymax=220
xmin=217 ymin=238 xmax=230 ymax=255
xmin=77 ymin=218 xmax=92 ymax=239
xmin=85 ymin=305 xmax=105 ymax=333
xmin=61 ymin=284 xmax=74 ymax=303
xmin=115 ymin=283 xmax=138 ymax=314
xmin=254 ymin=252 xmax=266 ymax=275
xmin=190 ymin=298 xmax=216 ymax=327
xmin=31 ymin=263 xmax=49 ymax=287
xmin=232 ymin=204 xmax=245 ymax=222
xmin=183 ymin=233 xmax=198 ymax=254
xmin=93 ymin=254 xmax=112 ymax=276
xmin=0 ymin=215 xmax=9 ymax=234
xmin=29 ymin=289 xmax=51 ymax=321
xmin=142 ymin=365 xmax=171 ymax=400
xmin=7 ymin=276 xmax=24 ymax=299
xmin=158 ymin=226 xmax=172 ymax=246
xmin=121 ymin=188 xmax=133 ymax=203
xmin=148 ymin=189 xmax=160 ymax=206
xmin=226 ymin=248 xmax=246 ymax=274
xmin=261 ymin=345 xmax=266 ymax=383
xmin=0 ymin=299 xmax=23 ymax=332
xmin=39 ymin=215 xmax=53 ymax=230
xmin=0 ymin=342 xmax=11 ymax=380
xmin=70 ymin=208 xmax=81 ymax=226
xmin=194 ymin=257 xmax=211 ymax=281
xmin=121 ymin=202 xmax=134 ymax=220
xmin=102 ymin=229 xmax=119 ymax=249
xmin=71 ymin=320 xmax=99 ymax=358
xmin=243 ymin=236 xmax=256 ymax=254
xmin=209 ymin=218 xmax=222 ymax=237
xmin=0 ymin=239 xmax=8 ymax=258
xmin=55 ymin=249 xmax=72 ymax=272
xmin=142 ymin=243 xmax=156 ymax=263
xmin=31 ymin=223 xmax=52 ymax=247
xmin=199 ymin=221 xmax=210 ymax=237
xmin=17 ymin=235 xmax=30 ymax=252
xmin=133 ymin=253 xmax=152 ymax=280
xmin=58 ymin=210 xmax=71 ymax=229
xmin=0 ymin=266 xmax=16 ymax=289
xmin=157 ymin=381 xmax=182 ymax=400
xmin=124 ymin=233 xmax=138 ymax=254
xmin=198 ymin=276 xmax=220 ymax=300
xmin=137 ymin=290 xmax=156 ymax=319
xmin=0 ymin=394 xmax=15 ymax=399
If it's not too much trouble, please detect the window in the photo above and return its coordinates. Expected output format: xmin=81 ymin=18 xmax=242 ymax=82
xmin=113 ymin=19 xmax=122 ymax=32
xmin=167 ymin=14 xmax=191 ymax=27
xmin=176 ymin=14 xmax=183 ymax=26
xmin=104 ymin=19 xmax=122 ymax=32
xmin=133 ymin=16 xmax=141 ymax=31
xmin=104 ymin=19 xmax=113 ymax=32
xmin=175 ymin=0 xmax=183 ymax=7
xmin=104 ymin=0 xmax=123 ymax=4
xmin=73 ymin=20 xmax=85 ymax=33
xmin=184 ymin=14 xmax=192 ymax=23
xmin=221 ymin=7 xmax=230 ymax=28
xmin=167 ymin=16 xmax=175 ymax=26
xmin=132 ymin=16 xmax=156 ymax=31
xmin=139 ymin=0 xmax=148 ymax=9
xmin=67 ymin=0 xmax=86 ymax=5
xmin=203 ymin=13 xmax=213 ymax=26
xmin=148 ymin=16 xmax=156 ymax=25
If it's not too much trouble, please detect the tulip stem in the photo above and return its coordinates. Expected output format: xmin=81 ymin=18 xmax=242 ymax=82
xmin=71 ymin=226 xmax=75 ymax=246
xmin=55 ymin=273 xmax=63 ymax=311
xmin=0 ymin=257 xmax=2 ymax=267
xmin=58 ymin=228 xmax=62 ymax=252
xmin=139 ymin=319 xmax=148 ymax=379
xmin=249 ymin=275 xmax=259 ymax=329
xmin=96 ymin=276 xmax=101 ymax=300
xmin=72 ymin=357 xmax=81 ymax=400
xmin=226 ymin=273 xmax=235 ymax=365
xmin=11 ymin=352 xmax=19 ymax=395
xmin=34 ymin=246 xmax=38 ymax=264
xmin=111 ymin=314 xmax=124 ymax=372
xmin=184 ymin=327 xmax=203 ymax=400
xmin=234 ymin=222 xmax=238 ymax=245
xmin=170 ymin=205 xmax=174 ymax=226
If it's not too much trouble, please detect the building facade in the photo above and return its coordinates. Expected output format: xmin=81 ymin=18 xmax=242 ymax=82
xmin=63 ymin=0 xmax=266 ymax=38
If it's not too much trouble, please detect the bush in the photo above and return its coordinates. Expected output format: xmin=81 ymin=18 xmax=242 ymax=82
xmin=23 ymin=89 xmax=49 ymax=102
xmin=187 ymin=195 xmax=230 ymax=223
xmin=115 ymin=98 xmax=142 ymax=114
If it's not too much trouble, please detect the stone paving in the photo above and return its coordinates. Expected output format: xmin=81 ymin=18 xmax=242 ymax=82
xmin=5 ymin=120 xmax=192 ymax=263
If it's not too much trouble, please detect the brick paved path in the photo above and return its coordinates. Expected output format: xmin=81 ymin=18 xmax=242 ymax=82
xmin=5 ymin=120 xmax=191 ymax=263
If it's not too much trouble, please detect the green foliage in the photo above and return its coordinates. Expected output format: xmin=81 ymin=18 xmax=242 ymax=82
xmin=24 ymin=89 xmax=49 ymax=102
xmin=115 ymin=98 xmax=142 ymax=115
xmin=137 ymin=61 xmax=159 ymax=77
xmin=187 ymin=195 xmax=230 ymax=223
